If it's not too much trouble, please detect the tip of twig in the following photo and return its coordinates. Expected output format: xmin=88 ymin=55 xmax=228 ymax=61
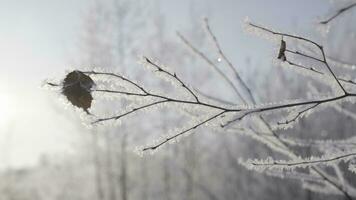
xmin=47 ymin=82 xmax=60 ymax=87
xmin=203 ymin=16 xmax=208 ymax=23
xmin=176 ymin=31 xmax=182 ymax=37
xmin=142 ymin=146 xmax=156 ymax=151
xmin=91 ymin=119 xmax=101 ymax=125
xmin=144 ymin=57 xmax=151 ymax=63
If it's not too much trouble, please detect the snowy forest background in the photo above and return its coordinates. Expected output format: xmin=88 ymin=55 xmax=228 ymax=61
xmin=1 ymin=0 xmax=356 ymax=199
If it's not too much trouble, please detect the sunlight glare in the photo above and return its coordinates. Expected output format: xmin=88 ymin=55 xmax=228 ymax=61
xmin=0 ymin=93 xmax=15 ymax=128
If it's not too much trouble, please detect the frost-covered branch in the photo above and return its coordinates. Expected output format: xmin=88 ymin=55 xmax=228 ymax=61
xmin=284 ymin=60 xmax=356 ymax=86
xmin=49 ymin=13 xmax=356 ymax=199
xmin=197 ymin=20 xmax=355 ymax=198
xmin=93 ymin=100 xmax=169 ymax=124
xmin=144 ymin=57 xmax=200 ymax=103
xmin=277 ymin=103 xmax=319 ymax=125
xmin=221 ymin=93 xmax=356 ymax=127
xmin=83 ymin=71 xmax=149 ymax=94
xmin=203 ymin=18 xmax=255 ymax=103
xmin=80 ymin=60 xmax=236 ymax=150
xmin=248 ymin=23 xmax=347 ymax=94
xmin=142 ymin=110 xmax=226 ymax=151
xmin=177 ymin=32 xmax=245 ymax=101
xmin=250 ymin=152 xmax=356 ymax=168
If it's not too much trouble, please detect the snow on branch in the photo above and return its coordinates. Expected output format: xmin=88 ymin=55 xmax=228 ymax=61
xmin=246 ymin=151 xmax=356 ymax=170
xmin=246 ymin=22 xmax=347 ymax=94
xmin=143 ymin=57 xmax=200 ymax=103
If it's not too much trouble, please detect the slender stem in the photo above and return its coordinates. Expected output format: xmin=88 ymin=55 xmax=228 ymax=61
xmin=177 ymin=32 xmax=245 ymax=102
xmin=93 ymin=89 xmax=148 ymax=97
xmin=249 ymin=23 xmax=347 ymax=94
xmin=222 ymin=93 xmax=355 ymax=127
xmin=82 ymin=71 xmax=149 ymax=94
xmin=144 ymin=57 xmax=200 ymax=103
xmin=285 ymin=49 xmax=324 ymax=63
xmin=285 ymin=60 xmax=356 ymax=86
xmin=320 ymin=47 xmax=348 ymax=94
xmin=142 ymin=110 xmax=226 ymax=151
xmin=252 ymin=152 xmax=356 ymax=167
xmin=204 ymin=18 xmax=255 ymax=103
xmin=320 ymin=2 xmax=356 ymax=24
xmin=277 ymin=103 xmax=320 ymax=125
xmin=93 ymin=100 xmax=169 ymax=124
xmin=248 ymin=23 xmax=322 ymax=49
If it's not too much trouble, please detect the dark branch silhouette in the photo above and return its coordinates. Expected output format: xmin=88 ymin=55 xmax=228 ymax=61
xmin=320 ymin=2 xmax=356 ymax=24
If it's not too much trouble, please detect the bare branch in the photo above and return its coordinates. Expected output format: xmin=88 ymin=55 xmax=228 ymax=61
xmin=327 ymin=56 xmax=356 ymax=68
xmin=93 ymin=100 xmax=169 ymax=124
xmin=320 ymin=46 xmax=347 ymax=94
xmin=176 ymin=32 xmax=245 ymax=102
xmin=46 ymin=82 xmax=60 ymax=87
xmin=178 ymin=20 xmax=356 ymax=198
xmin=193 ymin=87 xmax=237 ymax=106
xmin=93 ymin=89 xmax=148 ymax=97
xmin=248 ymin=23 xmax=322 ymax=48
xmin=142 ymin=110 xmax=226 ymax=151
xmin=285 ymin=49 xmax=324 ymax=63
xmin=248 ymin=22 xmax=347 ymax=94
xmin=252 ymin=152 xmax=356 ymax=167
xmin=83 ymin=71 xmax=148 ymax=94
xmin=204 ymin=18 xmax=255 ymax=103
xmin=144 ymin=57 xmax=200 ymax=103
xmin=51 ymin=18 xmax=356 ymax=199
xmin=284 ymin=60 xmax=356 ymax=87
xmin=277 ymin=103 xmax=320 ymax=125
xmin=320 ymin=2 xmax=356 ymax=24
xmin=222 ymin=93 xmax=355 ymax=127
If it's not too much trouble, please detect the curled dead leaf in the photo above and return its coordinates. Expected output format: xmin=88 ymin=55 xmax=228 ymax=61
xmin=277 ymin=39 xmax=286 ymax=61
xmin=62 ymin=70 xmax=95 ymax=114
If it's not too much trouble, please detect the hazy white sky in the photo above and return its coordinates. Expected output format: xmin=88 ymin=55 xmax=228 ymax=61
xmin=0 ymin=0 xmax=90 ymax=169
xmin=0 ymin=0 xmax=331 ymax=169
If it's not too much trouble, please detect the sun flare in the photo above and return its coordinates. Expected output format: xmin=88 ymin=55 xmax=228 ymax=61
xmin=0 ymin=93 xmax=15 ymax=127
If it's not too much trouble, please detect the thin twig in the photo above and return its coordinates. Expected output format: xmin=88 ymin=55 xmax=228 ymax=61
xmin=144 ymin=57 xmax=200 ymax=103
xmin=248 ymin=23 xmax=322 ymax=48
xmin=177 ymin=32 xmax=245 ymax=102
xmin=277 ymin=103 xmax=320 ymax=125
xmin=285 ymin=49 xmax=324 ymax=63
xmin=320 ymin=46 xmax=347 ymax=94
xmin=193 ymin=87 xmax=237 ymax=106
xmin=248 ymin=23 xmax=347 ymax=94
xmin=47 ymin=82 xmax=60 ymax=87
xmin=222 ymin=93 xmax=355 ymax=127
xmin=245 ymin=23 xmax=354 ymax=198
xmin=190 ymin=19 xmax=355 ymax=197
xmin=285 ymin=60 xmax=356 ymax=86
xmin=327 ymin=56 xmax=356 ymax=67
xmin=93 ymin=89 xmax=148 ymax=97
xmin=320 ymin=2 xmax=356 ymax=24
xmin=82 ymin=71 xmax=148 ymax=94
xmin=204 ymin=18 xmax=255 ymax=103
xmin=93 ymin=100 xmax=169 ymax=124
xmin=142 ymin=110 xmax=226 ymax=151
xmin=252 ymin=152 xmax=356 ymax=167
xmin=258 ymin=117 xmax=353 ymax=200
